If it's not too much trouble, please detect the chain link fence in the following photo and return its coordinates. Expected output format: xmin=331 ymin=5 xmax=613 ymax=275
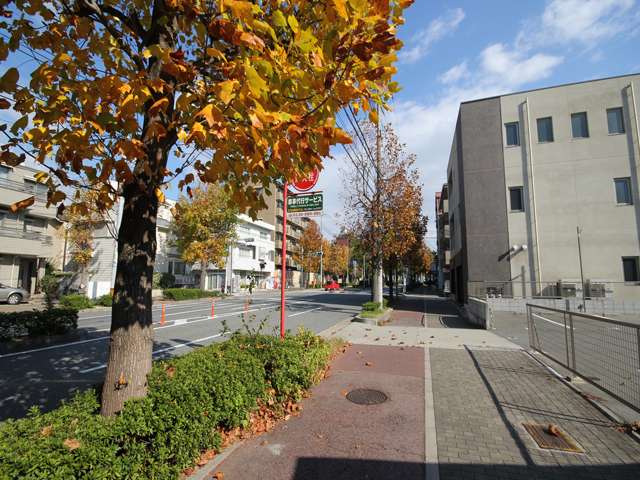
xmin=527 ymin=303 xmax=640 ymax=413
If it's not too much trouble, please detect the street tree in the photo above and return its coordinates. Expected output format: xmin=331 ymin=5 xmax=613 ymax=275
xmin=295 ymin=219 xmax=323 ymax=281
xmin=0 ymin=0 xmax=412 ymax=415
xmin=341 ymin=120 xmax=427 ymax=299
xmin=171 ymin=184 xmax=237 ymax=290
xmin=323 ymin=238 xmax=348 ymax=279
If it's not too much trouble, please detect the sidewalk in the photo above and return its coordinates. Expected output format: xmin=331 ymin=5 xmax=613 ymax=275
xmin=196 ymin=294 xmax=640 ymax=479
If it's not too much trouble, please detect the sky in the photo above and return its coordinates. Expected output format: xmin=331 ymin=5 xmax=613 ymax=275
xmin=2 ymin=1 xmax=640 ymax=247
xmin=314 ymin=0 xmax=640 ymax=246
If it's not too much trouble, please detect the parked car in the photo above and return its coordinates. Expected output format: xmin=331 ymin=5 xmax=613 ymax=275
xmin=0 ymin=284 xmax=30 ymax=305
xmin=324 ymin=280 xmax=340 ymax=291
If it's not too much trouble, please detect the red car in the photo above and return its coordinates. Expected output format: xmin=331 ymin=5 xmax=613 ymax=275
xmin=324 ymin=280 xmax=340 ymax=291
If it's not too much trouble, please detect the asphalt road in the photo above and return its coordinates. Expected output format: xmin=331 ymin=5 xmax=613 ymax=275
xmin=0 ymin=289 xmax=367 ymax=421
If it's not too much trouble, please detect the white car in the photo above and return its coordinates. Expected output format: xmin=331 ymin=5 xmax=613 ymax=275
xmin=0 ymin=284 xmax=31 ymax=305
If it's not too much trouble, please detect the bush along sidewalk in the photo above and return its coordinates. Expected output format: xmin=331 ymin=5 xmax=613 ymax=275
xmin=0 ymin=330 xmax=337 ymax=479
xmin=162 ymin=288 xmax=225 ymax=301
xmin=0 ymin=309 xmax=78 ymax=342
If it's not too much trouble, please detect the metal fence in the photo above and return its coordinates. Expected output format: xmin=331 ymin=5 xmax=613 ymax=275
xmin=469 ymin=280 xmax=639 ymax=300
xmin=526 ymin=303 xmax=640 ymax=413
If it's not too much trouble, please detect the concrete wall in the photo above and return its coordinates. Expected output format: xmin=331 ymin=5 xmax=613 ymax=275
xmin=500 ymin=74 xmax=640 ymax=300
xmin=459 ymin=98 xmax=512 ymax=286
xmin=465 ymin=297 xmax=492 ymax=329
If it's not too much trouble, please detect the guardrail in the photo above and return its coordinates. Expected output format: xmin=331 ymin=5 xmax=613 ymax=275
xmin=526 ymin=303 xmax=640 ymax=413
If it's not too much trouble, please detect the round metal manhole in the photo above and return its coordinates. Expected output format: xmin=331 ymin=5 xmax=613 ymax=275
xmin=346 ymin=388 xmax=388 ymax=405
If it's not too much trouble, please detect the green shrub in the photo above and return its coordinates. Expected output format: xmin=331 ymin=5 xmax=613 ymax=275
xmin=93 ymin=294 xmax=112 ymax=307
xmin=0 ymin=309 xmax=78 ymax=341
xmin=162 ymin=288 xmax=223 ymax=301
xmin=0 ymin=331 xmax=332 ymax=479
xmin=40 ymin=274 xmax=60 ymax=311
xmin=59 ymin=294 xmax=94 ymax=310
xmin=153 ymin=272 xmax=176 ymax=289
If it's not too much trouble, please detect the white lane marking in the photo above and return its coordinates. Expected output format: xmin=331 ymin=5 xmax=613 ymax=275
xmin=77 ymin=299 xmax=252 ymax=320
xmin=2 ymin=306 xmax=277 ymax=358
xmin=79 ymin=333 xmax=230 ymax=373
xmin=532 ymin=312 xmax=567 ymax=328
xmin=0 ymin=336 xmax=109 ymax=358
xmin=424 ymin=347 xmax=439 ymax=480
xmin=287 ymin=307 xmax=322 ymax=317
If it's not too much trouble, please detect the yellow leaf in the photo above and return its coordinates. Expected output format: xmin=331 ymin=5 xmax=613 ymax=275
xmin=216 ymin=80 xmax=237 ymax=105
xmin=287 ymin=15 xmax=299 ymax=33
xmin=332 ymin=128 xmax=352 ymax=144
xmin=226 ymin=0 xmax=253 ymax=20
xmin=272 ymin=10 xmax=287 ymax=27
xmin=148 ymin=98 xmax=169 ymax=116
xmin=185 ymin=122 xmax=206 ymax=144
xmin=155 ymin=187 xmax=165 ymax=203
xmin=34 ymin=171 xmax=49 ymax=183
xmin=206 ymin=48 xmax=226 ymax=60
xmin=333 ymin=0 xmax=348 ymax=19
xmin=369 ymin=108 xmax=379 ymax=124
xmin=196 ymin=104 xmax=222 ymax=128
xmin=244 ymin=64 xmax=267 ymax=97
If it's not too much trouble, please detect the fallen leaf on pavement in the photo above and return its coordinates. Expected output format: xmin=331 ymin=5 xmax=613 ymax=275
xmin=374 ymin=337 xmax=380 ymax=341
xmin=340 ymin=389 xmax=348 ymax=396
xmin=357 ymin=351 xmax=363 ymax=355
xmin=213 ymin=472 xmax=224 ymax=479
xmin=365 ymin=361 xmax=373 ymax=367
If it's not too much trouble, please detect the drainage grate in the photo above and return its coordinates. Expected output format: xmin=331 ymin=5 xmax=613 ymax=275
xmin=523 ymin=423 xmax=583 ymax=453
xmin=346 ymin=389 xmax=388 ymax=405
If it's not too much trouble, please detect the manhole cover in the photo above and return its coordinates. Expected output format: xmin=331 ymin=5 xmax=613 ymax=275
xmin=346 ymin=389 xmax=388 ymax=405
xmin=523 ymin=423 xmax=583 ymax=453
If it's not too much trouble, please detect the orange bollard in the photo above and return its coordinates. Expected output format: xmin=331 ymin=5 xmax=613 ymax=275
xmin=211 ymin=301 xmax=215 ymax=320
xmin=161 ymin=303 xmax=166 ymax=325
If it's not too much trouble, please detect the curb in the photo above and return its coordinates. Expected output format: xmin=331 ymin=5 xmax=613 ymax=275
xmin=352 ymin=308 xmax=393 ymax=326
xmin=187 ymin=441 xmax=245 ymax=480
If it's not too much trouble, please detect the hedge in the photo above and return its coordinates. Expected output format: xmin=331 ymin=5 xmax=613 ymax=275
xmin=162 ymin=288 xmax=224 ymax=301
xmin=0 ymin=309 xmax=78 ymax=341
xmin=59 ymin=294 xmax=95 ymax=310
xmin=362 ymin=298 xmax=389 ymax=312
xmin=0 ymin=330 xmax=332 ymax=479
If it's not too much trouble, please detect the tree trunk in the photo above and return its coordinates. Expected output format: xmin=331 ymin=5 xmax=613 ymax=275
xmin=200 ymin=265 xmax=207 ymax=290
xmin=100 ymin=183 xmax=158 ymax=416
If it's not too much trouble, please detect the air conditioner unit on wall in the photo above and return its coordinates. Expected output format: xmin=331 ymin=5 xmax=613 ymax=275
xmin=557 ymin=280 xmax=581 ymax=298
xmin=585 ymin=280 xmax=612 ymax=298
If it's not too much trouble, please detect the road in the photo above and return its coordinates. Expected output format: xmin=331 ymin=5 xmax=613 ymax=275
xmin=0 ymin=289 xmax=367 ymax=421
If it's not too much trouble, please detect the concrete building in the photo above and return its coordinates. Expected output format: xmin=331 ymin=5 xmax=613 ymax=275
xmin=435 ymin=185 xmax=450 ymax=293
xmin=0 ymin=164 xmax=65 ymax=293
xmin=446 ymin=73 xmax=640 ymax=304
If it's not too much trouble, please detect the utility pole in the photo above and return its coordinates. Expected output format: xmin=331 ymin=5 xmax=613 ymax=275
xmin=319 ymin=214 xmax=324 ymax=285
xmin=577 ymin=226 xmax=586 ymax=312
xmin=372 ymin=106 xmax=384 ymax=306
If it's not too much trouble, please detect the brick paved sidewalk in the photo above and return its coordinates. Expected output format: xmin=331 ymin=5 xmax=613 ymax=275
xmin=432 ymin=347 xmax=640 ymax=479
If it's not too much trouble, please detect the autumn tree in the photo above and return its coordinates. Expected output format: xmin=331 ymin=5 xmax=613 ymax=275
xmin=323 ymin=238 xmax=348 ymax=279
xmin=0 ymin=0 xmax=412 ymax=414
xmin=294 ymin=219 xmax=323 ymax=284
xmin=341 ymin=120 xmax=427 ymax=300
xmin=171 ymin=184 xmax=237 ymax=289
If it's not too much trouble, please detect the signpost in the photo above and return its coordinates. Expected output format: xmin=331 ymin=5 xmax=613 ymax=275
xmin=280 ymin=170 xmax=323 ymax=339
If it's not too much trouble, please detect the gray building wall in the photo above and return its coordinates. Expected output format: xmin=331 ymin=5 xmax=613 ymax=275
xmin=500 ymin=74 xmax=640 ymax=300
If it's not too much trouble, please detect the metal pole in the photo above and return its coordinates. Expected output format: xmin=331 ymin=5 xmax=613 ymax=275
xmin=577 ymin=226 xmax=586 ymax=312
xmin=568 ymin=312 xmax=576 ymax=370
xmin=280 ymin=183 xmax=288 ymax=339
xmin=319 ymin=214 xmax=323 ymax=285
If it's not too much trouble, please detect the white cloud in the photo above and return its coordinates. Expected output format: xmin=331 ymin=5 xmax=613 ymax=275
xmin=439 ymin=61 xmax=469 ymax=84
xmin=400 ymin=8 xmax=465 ymax=63
xmin=518 ymin=0 xmax=639 ymax=48
xmin=479 ymin=43 xmax=563 ymax=89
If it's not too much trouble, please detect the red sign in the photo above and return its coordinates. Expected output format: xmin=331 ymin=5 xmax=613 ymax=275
xmin=291 ymin=169 xmax=319 ymax=192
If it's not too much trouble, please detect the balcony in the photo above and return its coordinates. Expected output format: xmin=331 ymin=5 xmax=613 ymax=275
xmin=0 ymin=225 xmax=54 ymax=256
xmin=0 ymin=177 xmax=48 ymax=201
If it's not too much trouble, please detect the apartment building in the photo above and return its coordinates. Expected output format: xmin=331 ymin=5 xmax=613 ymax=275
xmin=446 ymin=73 xmax=640 ymax=303
xmin=258 ymin=184 xmax=309 ymax=288
xmin=435 ymin=185 xmax=450 ymax=293
xmin=0 ymin=164 xmax=65 ymax=294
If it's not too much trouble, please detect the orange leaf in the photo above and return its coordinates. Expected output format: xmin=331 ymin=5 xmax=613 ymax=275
xmin=148 ymin=98 xmax=169 ymax=116
xmin=10 ymin=196 xmax=35 ymax=213
xmin=63 ymin=438 xmax=81 ymax=450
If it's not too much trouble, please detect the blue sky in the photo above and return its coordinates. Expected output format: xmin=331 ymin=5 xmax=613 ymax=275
xmin=316 ymin=0 xmax=640 ymax=245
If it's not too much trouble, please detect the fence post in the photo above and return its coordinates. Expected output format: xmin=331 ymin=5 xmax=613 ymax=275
xmin=637 ymin=328 xmax=640 ymax=371
xmin=568 ymin=312 xmax=576 ymax=370
xmin=526 ymin=304 xmax=533 ymax=348
xmin=563 ymin=309 xmax=570 ymax=367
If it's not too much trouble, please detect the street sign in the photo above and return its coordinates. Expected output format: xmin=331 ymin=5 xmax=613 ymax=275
xmin=291 ymin=169 xmax=319 ymax=192
xmin=287 ymin=192 xmax=323 ymax=213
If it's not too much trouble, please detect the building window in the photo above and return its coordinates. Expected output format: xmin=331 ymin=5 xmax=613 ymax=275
xmin=0 ymin=165 xmax=10 ymax=178
xmin=169 ymin=260 xmax=186 ymax=275
xmin=614 ymin=177 xmax=632 ymax=205
xmin=238 ymin=245 xmax=255 ymax=259
xmin=571 ymin=112 xmax=589 ymax=138
xmin=260 ymin=231 xmax=269 ymax=240
xmin=23 ymin=216 xmax=45 ymax=233
xmin=505 ymin=122 xmax=520 ymax=146
xmin=607 ymin=107 xmax=625 ymax=134
xmin=536 ymin=117 xmax=554 ymax=143
xmin=24 ymin=178 xmax=47 ymax=197
xmin=622 ymin=257 xmax=639 ymax=282
xmin=509 ymin=187 xmax=524 ymax=212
